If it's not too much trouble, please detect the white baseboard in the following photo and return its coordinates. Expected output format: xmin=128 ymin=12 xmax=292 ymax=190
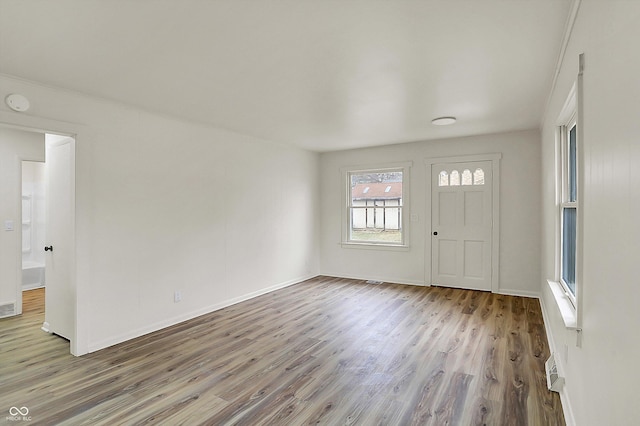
xmin=557 ymin=378 xmax=576 ymax=426
xmin=87 ymin=273 xmax=317 ymax=354
xmin=23 ymin=284 xmax=45 ymax=291
xmin=538 ymin=292 xmax=576 ymax=426
xmin=320 ymin=271 xmax=426 ymax=287
xmin=495 ymin=288 xmax=540 ymax=298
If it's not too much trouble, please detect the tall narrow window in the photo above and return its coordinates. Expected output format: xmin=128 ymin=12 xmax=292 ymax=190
xmin=550 ymin=59 xmax=583 ymax=329
xmin=561 ymin=121 xmax=578 ymax=301
xmin=345 ymin=166 xmax=409 ymax=246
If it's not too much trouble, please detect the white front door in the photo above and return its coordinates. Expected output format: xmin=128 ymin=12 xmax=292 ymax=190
xmin=431 ymin=161 xmax=492 ymax=291
xmin=43 ymin=135 xmax=75 ymax=340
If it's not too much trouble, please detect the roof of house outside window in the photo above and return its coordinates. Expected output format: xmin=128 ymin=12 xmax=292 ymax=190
xmin=352 ymin=182 xmax=402 ymax=200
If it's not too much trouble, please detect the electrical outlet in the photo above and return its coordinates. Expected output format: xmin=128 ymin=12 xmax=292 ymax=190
xmin=174 ymin=291 xmax=182 ymax=303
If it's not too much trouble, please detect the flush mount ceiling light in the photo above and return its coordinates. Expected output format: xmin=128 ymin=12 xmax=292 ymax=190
xmin=5 ymin=93 xmax=30 ymax=112
xmin=431 ymin=116 xmax=456 ymax=126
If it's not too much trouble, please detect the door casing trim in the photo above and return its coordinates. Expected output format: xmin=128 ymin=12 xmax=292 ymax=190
xmin=424 ymin=153 xmax=502 ymax=292
xmin=2 ymin=114 xmax=84 ymax=356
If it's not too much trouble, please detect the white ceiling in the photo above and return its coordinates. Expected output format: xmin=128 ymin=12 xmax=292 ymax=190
xmin=0 ymin=1 xmax=572 ymax=152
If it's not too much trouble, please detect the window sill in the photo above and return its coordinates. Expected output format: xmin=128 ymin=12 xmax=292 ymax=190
xmin=341 ymin=241 xmax=410 ymax=252
xmin=547 ymin=279 xmax=578 ymax=330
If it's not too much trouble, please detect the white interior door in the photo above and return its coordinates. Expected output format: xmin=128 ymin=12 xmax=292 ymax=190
xmin=43 ymin=135 xmax=75 ymax=340
xmin=431 ymin=161 xmax=492 ymax=291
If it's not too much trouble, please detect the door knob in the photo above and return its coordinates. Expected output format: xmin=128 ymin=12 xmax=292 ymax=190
xmin=433 ymin=232 xmax=438 ymax=236
xmin=44 ymin=246 xmax=53 ymax=252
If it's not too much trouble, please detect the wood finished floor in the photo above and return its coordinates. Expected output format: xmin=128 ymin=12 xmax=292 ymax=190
xmin=0 ymin=278 xmax=564 ymax=425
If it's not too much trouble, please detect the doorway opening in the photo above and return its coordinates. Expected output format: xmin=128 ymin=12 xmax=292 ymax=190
xmin=15 ymin=132 xmax=76 ymax=350
xmin=1 ymin=124 xmax=78 ymax=354
xmin=21 ymin=160 xmax=46 ymax=292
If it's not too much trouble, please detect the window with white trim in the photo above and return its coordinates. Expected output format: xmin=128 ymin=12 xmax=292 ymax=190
xmin=560 ymin=115 xmax=578 ymax=306
xmin=344 ymin=165 xmax=409 ymax=246
xmin=549 ymin=58 xmax=584 ymax=332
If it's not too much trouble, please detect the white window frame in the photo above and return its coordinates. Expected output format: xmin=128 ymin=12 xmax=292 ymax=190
xmin=559 ymin=114 xmax=578 ymax=308
xmin=341 ymin=162 xmax=411 ymax=250
xmin=549 ymin=57 xmax=584 ymax=334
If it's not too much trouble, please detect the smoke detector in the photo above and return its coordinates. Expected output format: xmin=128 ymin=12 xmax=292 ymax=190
xmin=5 ymin=94 xmax=30 ymax=112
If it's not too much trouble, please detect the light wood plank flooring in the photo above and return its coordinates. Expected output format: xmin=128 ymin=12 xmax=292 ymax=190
xmin=0 ymin=278 xmax=564 ymax=425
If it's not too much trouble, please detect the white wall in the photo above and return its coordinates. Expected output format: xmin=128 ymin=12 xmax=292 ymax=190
xmin=0 ymin=75 xmax=320 ymax=354
xmin=320 ymin=129 xmax=541 ymax=295
xmin=540 ymin=2 xmax=640 ymax=424
xmin=0 ymin=128 xmax=45 ymax=312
